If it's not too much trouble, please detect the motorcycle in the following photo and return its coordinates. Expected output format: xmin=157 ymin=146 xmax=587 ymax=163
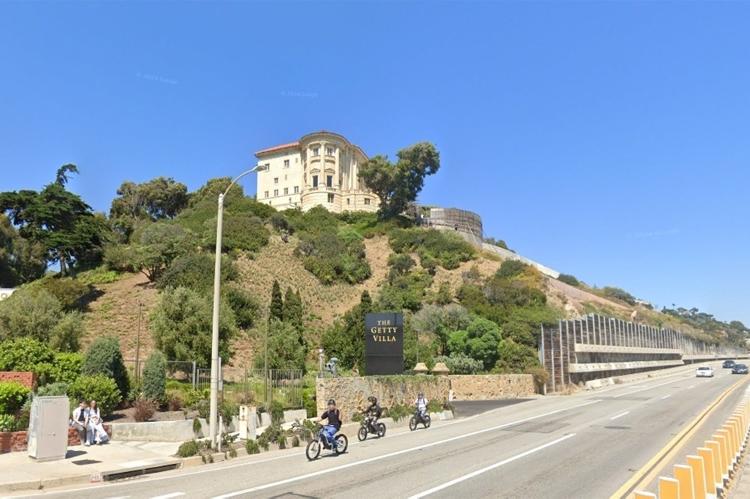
xmin=304 ymin=423 xmax=348 ymax=461
xmin=357 ymin=414 xmax=386 ymax=441
xmin=409 ymin=409 xmax=431 ymax=431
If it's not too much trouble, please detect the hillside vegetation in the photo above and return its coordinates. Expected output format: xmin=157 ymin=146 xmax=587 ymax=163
xmin=1 ymin=157 xmax=748 ymax=396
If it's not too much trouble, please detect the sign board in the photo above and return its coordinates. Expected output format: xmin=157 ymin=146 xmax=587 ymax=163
xmin=365 ymin=312 xmax=404 ymax=375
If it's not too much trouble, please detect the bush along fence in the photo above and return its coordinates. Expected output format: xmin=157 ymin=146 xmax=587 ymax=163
xmin=125 ymin=359 xmax=197 ymax=388
xmin=196 ymin=368 xmax=304 ymax=410
xmin=633 ymin=385 xmax=750 ymax=499
xmin=540 ymin=314 xmax=744 ymax=392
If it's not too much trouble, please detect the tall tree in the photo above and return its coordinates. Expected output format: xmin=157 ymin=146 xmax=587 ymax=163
xmin=110 ymin=177 xmax=189 ymax=240
xmin=359 ymin=142 xmax=440 ymax=219
xmin=269 ymin=280 xmax=284 ymax=323
xmin=283 ymin=286 xmax=304 ymax=335
xmin=321 ymin=290 xmax=373 ymax=371
xmin=0 ymin=165 xmax=107 ymax=275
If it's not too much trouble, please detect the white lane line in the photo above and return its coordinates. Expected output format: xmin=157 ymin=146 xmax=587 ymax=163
xmin=609 ymin=411 xmax=630 ymax=421
xmin=150 ymin=493 xmax=185 ymax=499
xmin=407 ymin=433 xmax=576 ymax=499
xmin=212 ymin=401 xmax=600 ymax=498
xmin=687 ymin=385 xmax=695 ymax=389
xmin=661 ymin=394 xmax=672 ymax=400
xmin=612 ymin=377 xmax=691 ymax=398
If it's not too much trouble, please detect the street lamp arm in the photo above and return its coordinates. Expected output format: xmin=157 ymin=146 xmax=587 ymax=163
xmin=223 ymin=164 xmax=261 ymax=198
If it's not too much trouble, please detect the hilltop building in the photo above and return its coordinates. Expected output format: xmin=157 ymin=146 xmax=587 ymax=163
xmin=255 ymin=131 xmax=379 ymax=213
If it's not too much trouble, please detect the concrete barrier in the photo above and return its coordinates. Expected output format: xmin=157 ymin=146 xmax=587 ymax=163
xmin=634 ymin=391 xmax=750 ymax=498
xmin=111 ymin=420 xmax=197 ymax=442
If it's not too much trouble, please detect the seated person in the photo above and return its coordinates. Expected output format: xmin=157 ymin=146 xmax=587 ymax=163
xmin=319 ymin=399 xmax=342 ymax=447
xmin=70 ymin=400 xmax=88 ymax=445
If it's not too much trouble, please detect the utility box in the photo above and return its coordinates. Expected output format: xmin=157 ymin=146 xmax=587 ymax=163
xmin=27 ymin=396 xmax=69 ymax=462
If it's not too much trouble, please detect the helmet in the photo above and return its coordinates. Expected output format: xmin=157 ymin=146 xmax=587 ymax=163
xmin=418 ymin=392 xmax=424 ymax=398
xmin=327 ymin=399 xmax=336 ymax=406
xmin=368 ymin=396 xmax=377 ymax=404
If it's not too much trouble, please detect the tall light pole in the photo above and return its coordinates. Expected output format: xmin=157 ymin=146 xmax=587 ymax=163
xmin=208 ymin=164 xmax=261 ymax=449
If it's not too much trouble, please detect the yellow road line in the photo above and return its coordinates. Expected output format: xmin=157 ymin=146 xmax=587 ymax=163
xmin=610 ymin=374 xmax=750 ymax=499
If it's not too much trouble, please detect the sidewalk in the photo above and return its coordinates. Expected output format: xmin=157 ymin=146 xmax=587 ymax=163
xmin=0 ymin=441 xmax=181 ymax=494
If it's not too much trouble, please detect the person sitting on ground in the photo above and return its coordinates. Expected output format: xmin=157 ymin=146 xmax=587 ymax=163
xmin=319 ymin=399 xmax=342 ymax=448
xmin=70 ymin=400 xmax=88 ymax=445
xmin=365 ymin=396 xmax=382 ymax=431
xmin=415 ymin=392 xmax=428 ymax=419
xmin=86 ymin=400 xmax=109 ymax=445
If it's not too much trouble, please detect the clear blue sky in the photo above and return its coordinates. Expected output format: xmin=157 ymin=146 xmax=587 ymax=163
xmin=1 ymin=2 xmax=748 ymax=325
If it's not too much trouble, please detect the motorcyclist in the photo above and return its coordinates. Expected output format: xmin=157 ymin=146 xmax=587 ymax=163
xmin=319 ymin=399 xmax=342 ymax=448
xmin=415 ymin=392 xmax=428 ymax=421
xmin=365 ymin=396 xmax=382 ymax=432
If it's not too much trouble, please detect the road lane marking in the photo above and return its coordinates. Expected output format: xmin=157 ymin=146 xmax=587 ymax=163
xmin=212 ymin=401 xmax=600 ymax=498
xmin=150 ymin=494 xmax=184 ymax=499
xmin=660 ymin=395 xmax=671 ymax=400
xmin=406 ymin=433 xmax=577 ymax=499
xmin=613 ymin=377 xmax=691 ymax=398
xmin=610 ymin=411 xmax=630 ymax=421
xmin=687 ymin=385 xmax=695 ymax=389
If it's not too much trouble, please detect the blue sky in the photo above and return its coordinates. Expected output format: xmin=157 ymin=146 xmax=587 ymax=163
xmin=1 ymin=2 xmax=748 ymax=325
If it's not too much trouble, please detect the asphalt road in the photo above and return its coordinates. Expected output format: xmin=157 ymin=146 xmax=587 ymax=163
xmin=15 ymin=362 xmax=748 ymax=499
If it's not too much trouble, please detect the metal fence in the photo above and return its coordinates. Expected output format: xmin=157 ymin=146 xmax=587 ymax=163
xmin=195 ymin=367 xmax=304 ymax=409
xmin=124 ymin=359 xmax=198 ymax=388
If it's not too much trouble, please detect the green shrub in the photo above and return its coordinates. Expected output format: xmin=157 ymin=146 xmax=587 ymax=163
xmin=385 ymin=403 xmax=411 ymax=422
xmin=389 ymin=228 xmax=474 ymax=270
xmin=302 ymin=388 xmax=317 ymax=418
xmin=77 ymin=266 xmax=122 ymax=285
xmin=557 ymin=273 xmax=580 ymax=287
xmin=177 ymin=440 xmax=200 ymax=458
xmin=158 ymin=253 xmax=237 ymax=292
xmin=494 ymin=339 xmax=540 ymax=373
xmin=204 ymin=215 xmax=269 ymax=253
xmin=0 ymin=338 xmax=56 ymax=383
xmin=291 ymin=435 xmax=300 ymax=447
xmin=220 ymin=400 xmax=238 ymax=426
xmin=224 ymin=285 xmax=259 ymax=330
xmin=496 ymin=260 xmax=528 ymax=280
xmin=0 ymin=289 xmax=63 ymax=344
xmin=434 ymin=353 xmax=483 ymax=374
xmin=377 ymin=271 xmax=433 ymax=312
xmin=525 ymin=366 xmax=549 ymax=393
xmin=37 ymin=277 xmax=92 ymax=311
xmin=297 ymin=231 xmax=371 ymax=285
xmin=388 ymin=253 xmax=416 ymax=279
xmin=601 ymin=286 xmax=637 ymax=306
xmin=193 ymin=417 xmax=202 ymax=436
xmin=37 ymin=382 xmax=69 ymax=397
xmin=0 ymin=414 xmax=15 ymax=431
xmin=245 ymin=439 xmax=260 ymax=454
xmin=133 ymin=397 xmax=156 ymax=422
xmin=67 ymin=374 xmax=122 ymax=417
xmin=83 ymin=336 xmax=130 ymax=399
xmin=51 ymin=352 xmax=83 ymax=385
xmin=0 ymin=381 xmax=30 ymax=415
xmin=270 ymin=400 xmax=284 ymax=425
xmin=142 ymin=351 xmax=167 ymax=402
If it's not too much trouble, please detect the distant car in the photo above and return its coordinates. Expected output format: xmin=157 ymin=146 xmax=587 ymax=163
xmin=696 ymin=366 xmax=715 ymax=378
xmin=723 ymin=360 xmax=736 ymax=369
xmin=732 ymin=364 xmax=749 ymax=375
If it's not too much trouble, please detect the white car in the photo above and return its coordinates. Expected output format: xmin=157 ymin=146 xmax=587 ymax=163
xmin=696 ymin=366 xmax=714 ymax=378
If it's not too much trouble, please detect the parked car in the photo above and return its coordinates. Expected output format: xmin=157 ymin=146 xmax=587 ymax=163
xmin=732 ymin=364 xmax=749 ymax=375
xmin=696 ymin=366 xmax=715 ymax=378
xmin=723 ymin=360 xmax=736 ymax=369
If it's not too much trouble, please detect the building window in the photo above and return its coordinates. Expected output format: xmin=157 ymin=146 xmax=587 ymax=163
xmin=326 ymin=146 xmax=335 ymax=156
xmin=327 ymin=193 xmax=334 ymax=203
xmin=284 ymin=187 xmax=288 ymax=195
xmin=364 ymin=198 xmax=371 ymax=205
xmin=326 ymin=175 xmax=333 ymax=188
xmin=347 ymin=198 xmax=351 ymax=205
xmin=274 ymin=189 xmax=278 ymax=197
xmin=264 ymin=191 xmax=269 ymax=198
xmin=274 ymin=177 xmax=278 ymax=184
xmin=294 ymin=186 xmax=299 ymax=194
xmin=283 ymin=159 xmax=290 ymax=168
xmin=312 ymin=147 xmax=320 ymax=157
xmin=264 ymin=163 xmax=270 ymax=170
xmin=312 ymin=175 xmax=318 ymax=188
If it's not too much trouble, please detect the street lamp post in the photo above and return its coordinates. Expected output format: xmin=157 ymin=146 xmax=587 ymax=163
xmin=208 ymin=164 xmax=261 ymax=449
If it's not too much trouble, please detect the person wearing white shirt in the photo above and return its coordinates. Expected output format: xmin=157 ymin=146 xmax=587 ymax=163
xmin=70 ymin=401 xmax=88 ymax=445
xmin=86 ymin=400 xmax=109 ymax=445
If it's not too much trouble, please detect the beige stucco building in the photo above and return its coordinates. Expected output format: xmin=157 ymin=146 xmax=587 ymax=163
xmin=255 ymin=131 xmax=379 ymax=213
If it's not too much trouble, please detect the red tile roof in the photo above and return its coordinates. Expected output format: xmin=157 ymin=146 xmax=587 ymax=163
xmin=255 ymin=141 xmax=299 ymax=156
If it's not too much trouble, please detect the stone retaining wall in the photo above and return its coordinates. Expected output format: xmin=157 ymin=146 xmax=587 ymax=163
xmin=316 ymin=374 xmax=534 ymax=423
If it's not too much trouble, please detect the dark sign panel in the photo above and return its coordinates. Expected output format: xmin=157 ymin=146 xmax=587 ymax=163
xmin=365 ymin=312 xmax=404 ymax=375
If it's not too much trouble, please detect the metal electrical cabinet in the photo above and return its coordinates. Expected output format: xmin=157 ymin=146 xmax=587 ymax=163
xmin=27 ymin=396 xmax=69 ymax=461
